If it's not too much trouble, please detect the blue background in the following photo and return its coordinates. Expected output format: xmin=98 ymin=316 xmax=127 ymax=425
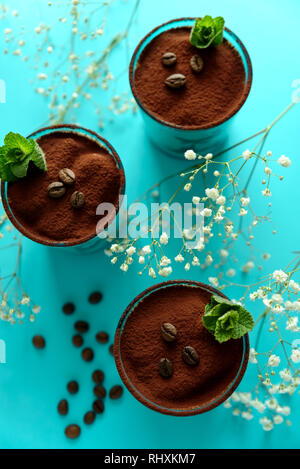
xmin=0 ymin=0 xmax=300 ymax=449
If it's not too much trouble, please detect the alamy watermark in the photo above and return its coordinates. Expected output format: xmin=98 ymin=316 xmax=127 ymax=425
xmin=0 ymin=339 xmax=6 ymax=364
xmin=0 ymin=79 xmax=6 ymax=103
xmin=96 ymin=196 xmax=204 ymax=249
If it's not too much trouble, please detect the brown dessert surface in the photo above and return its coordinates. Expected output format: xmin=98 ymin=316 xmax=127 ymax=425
xmin=119 ymin=285 xmax=244 ymax=410
xmin=133 ymin=27 xmax=248 ymax=128
xmin=7 ymin=131 xmax=123 ymax=244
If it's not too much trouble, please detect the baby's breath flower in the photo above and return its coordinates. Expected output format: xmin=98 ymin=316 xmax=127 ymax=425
xmin=126 ymin=246 xmax=136 ymax=256
xmin=142 ymin=245 xmax=151 ymax=255
xmin=158 ymin=266 xmax=172 ymax=277
xmin=111 ymin=257 xmax=117 ymax=264
xmin=240 ymin=197 xmax=250 ymax=206
xmin=268 ymin=354 xmax=280 ymax=367
xmin=259 ymin=417 xmax=273 ymax=431
xmin=277 ymin=155 xmax=291 ymax=167
xmin=159 ymin=232 xmax=168 ymax=245
xmin=205 ymin=187 xmax=219 ymax=201
xmin=184 ymin=183 xmax=191 ymax=192
xmin=184 ymin=149 xmax=197 ymax=160
xmin=120 ymin=263 xmax=128 ymax=272
xmin=208 ymin=277 xmax=219 ymax=287
xmin=242 ymin=149 xmax=252 ymax=160
xmin=201 ymin=208 xmax=212 ymax=217
xmin=216 ymin=195 xmax=226 ymax=205
xmin=289 ymin=279 xmax=299 ymax=294
xmin=286 ymin=316 xmax=299 ymax=332
xmin=192 ymin=196 xmax=200 ymax=205
xmin=138 ymin=256 xmax=145 ymax=264
xmin=249 ymin=348 xmax=258 ymax=364
xmin=262 ymin=188 xmax=271 ymax=197
xmin=291 ymin=348 xmax=300 ymax=363
xmin=175 ymin=253 xmax=184 ymax=263
xmin=272 ymin=269 xmax=288 ymax=284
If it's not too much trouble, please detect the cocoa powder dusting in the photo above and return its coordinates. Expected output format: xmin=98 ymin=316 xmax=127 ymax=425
xmin=7 ymin=131 xmax=124 ymax=244
xmin=119 ymin=285 xmax=244 ymax=410
xmin=134 ymin=27 xmax=248 ymax=128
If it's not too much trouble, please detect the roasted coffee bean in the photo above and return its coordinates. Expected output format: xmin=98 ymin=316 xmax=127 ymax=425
xmin=65 ymin=424 xmax=81 ymax=439
xmin=161 ymin=52 xmax=177 ymax=67
xmin=70 ymin=191 xmax=85 ymax=209
xmin=109 ymin=385 xmax=123 ymax=400
xmin=57 ymin=399 xmax=69 ymax=416
xmin=96 ymin=331 xmax=109 ymax=344
xmin=72 ymin=334 xmax=83 ymax=348
xmin=161 ymin=322 xmax=177 ymax=342
xmin=165 ymin=73 xmax=186 ymax=89
xmin=158 ymin=358 xmax=173 ymax=378
xmin=62 ymin=302 xmax=75 ymax=315
xmin=32 ymin=335 xmax=46 ymax=349
xmin=74 ymin=320 xmax=89 ymax=333
xmin=93 ymin=384 xmax=106 ymax=399
xmin=47 ymin=181 xmax=66 ymax=199
xmin=92 ymin=399 xmax=104 ymax=414
xmin=92 ymin=370 xmax=104 ymax=384
xmin=88 ymin=291 xmax=103 ymax=304
xmin=109 ymin=344 xmax=114 ymax=356
xmin=182 ymin=346 xmax=199 ymax=366
xmin=59 ymin=168 xmax=75 ymax=185
xmin=190 ymin=54 xmax=204 ymax=73
xmin=84 ymin=411 xmax=95 ymax=425
xmin=82 ymin=347 xmax=94 ymax=362
xmin=67 ymin=380 xmax=79 ymax=394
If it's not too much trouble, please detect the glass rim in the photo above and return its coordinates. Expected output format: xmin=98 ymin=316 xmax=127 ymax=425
xmin=0 ymin=124 xmax=126 ymax=247
xmin=129 ymin=17 xmax=253 ymax=131
xmin=114 ymin=279 xmax=250 ymax=417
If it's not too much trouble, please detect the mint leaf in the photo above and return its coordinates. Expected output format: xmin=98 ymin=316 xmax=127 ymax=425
xmin=202 ymin=294 xmax=254 ymax=343
xmin=212 ymin=17 xmax=225 ymax=46
xmin=0 ymin=132 xmax=47 ymax=182
xmin=11 ymin=156 xmax=31 ymax=178
xmin=31 ymin=141 xmax=47 ymax=170
xmin=190 ymin=15 xmax=225 ymax=49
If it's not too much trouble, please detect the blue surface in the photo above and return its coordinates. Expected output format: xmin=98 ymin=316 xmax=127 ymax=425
xmin=0 ymin=0 xmax=300 ymax=449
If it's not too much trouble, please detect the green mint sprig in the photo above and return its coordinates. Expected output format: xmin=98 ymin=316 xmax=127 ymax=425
xmin=190 ymin=16 xmax=225 ymax=49
xmin=0 ymin=132 xmax=47 ymax=182
xmin=202 ymin=294 xmax=254 ymax=343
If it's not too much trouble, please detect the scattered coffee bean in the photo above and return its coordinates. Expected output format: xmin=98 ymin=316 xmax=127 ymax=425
xmin=65 ymin=424 xmax=81 ymax=439
xmin=72 ymin=334 xmax=83 ymax=348
xmin=47 ymin=181 xmax=66 ymax=199
xmin=161 ymin=52 xmax=177 ymax=67
xmin=59 ymin=168 xmax=75 ymax=186
xmin=32 ymin=335 xmax=46 ymax=349
xmin=70 ymin=191 xmax=85 ymax=209
xmin=82 ymin=347 xmax=94 ymax=362
xmin=67 ymin=380 xmax=79 ymax=394
xmin=190 ymin=54 xmax=204 ymax=73
xmin=93 ymin=384 xmax=106 ymax=399
xmin=96 ymin=331 xmax=109 ymax=344
xmin=92 ymin=370 xmax=104 ymax=384
xmin=74 ymin=320 xmax=89 ymax=333
xmin=161 ymin=323 xmax=177 ymax=343
xmin=84 ymin=411 xmax=95 ymax=425
xmin=62 ymin=302 xmax=75 ymax=315
xmin=182 ymin=346 xmax=199 ymax=366
xmin=88 ymin=291 xmax=103 ymax=304
xmin=57 ymin=399 xmax=69 ymax=416
xmin=158 ymin=358 xmax=173 ymax=378
xmin=165 ymin=73 xmax=186 ymax=89
xmin=109 ymin=385 xmax=123 ymax=400
xmin=109 ymin=344 xmax=114 ymax=356
xmin=93 ymin=399 xmax=104 ymax=414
